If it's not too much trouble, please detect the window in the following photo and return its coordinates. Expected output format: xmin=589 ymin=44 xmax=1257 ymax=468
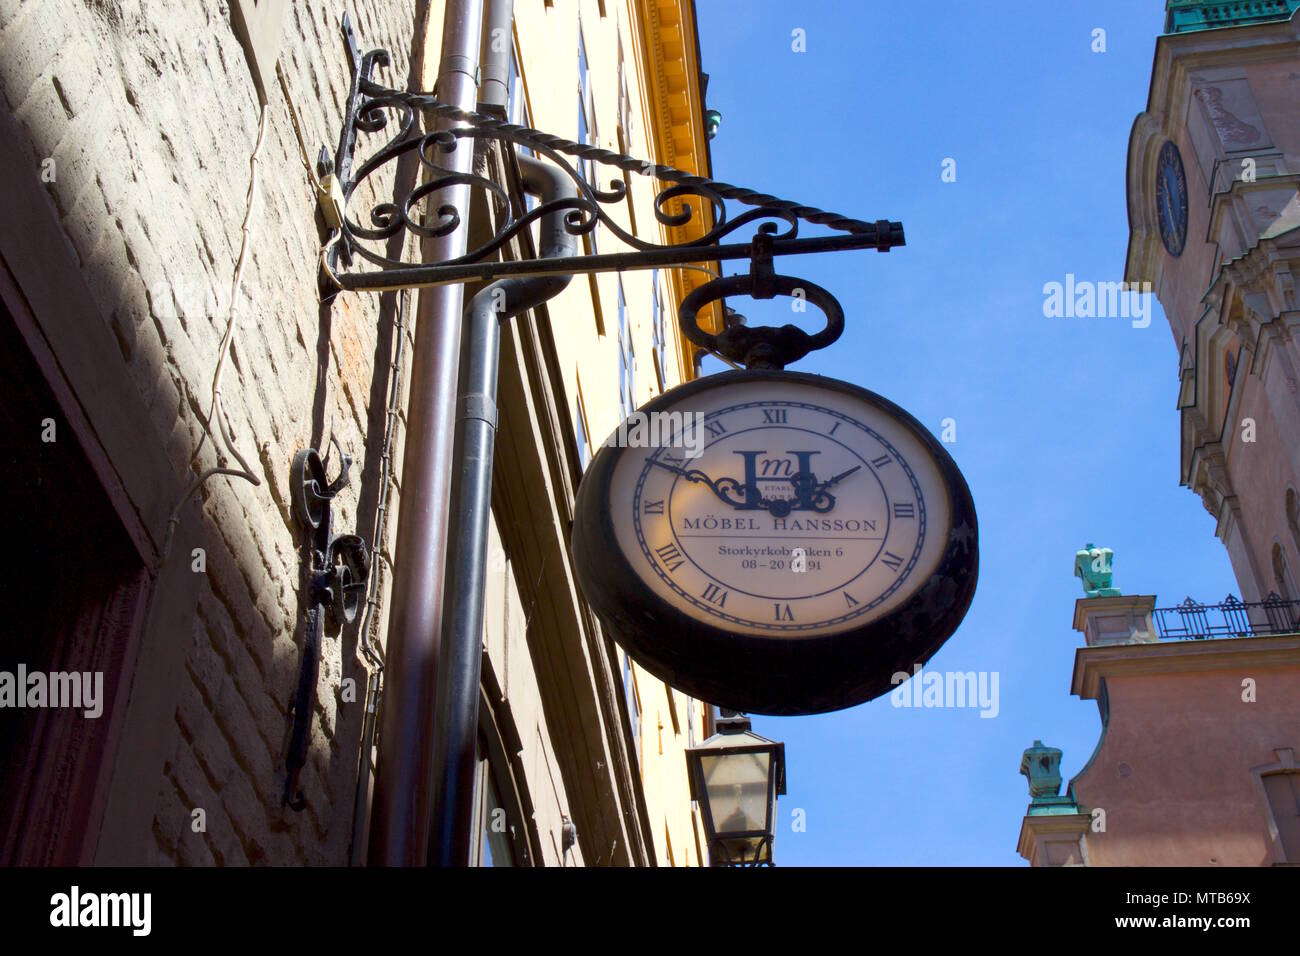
xmin=471 ymin=737 xmax=517 ymax=867
xmin=1262 ymin=769 xmax=1300 ymax=862
xmin=1271 ymin=544 xmax=1299 ymax=632
xmin=617 ymin=39 xmax=633 ymax=143
xmin=651 ymin=269 xmax=666 ymax=390
xmin=1287 ymin=489 xmax=1300 ymax=560
xmin=574 ymin=386 xmax=592 ymax=472
xmin=1272 ymin=543 xmax=1295 ymax=602
xmin=577 ymin=27 xmax=599 ymax=251
xmin=578 ymin=26 xmax=605 ymax=329
xmin=506 ymin=43 xmax=539 ymax=217
xmin=691 ymin=807 xmax=704 ymax=865
xmin=623 ymin=651 xmax=641 ymax=765
xmin=617 ymin=277 xmax=635 ymax=418
xmin=615 ymin=39 xmax=637 ymax=233
xmin=507 ymin=44 xmax=526 ymax=128
xmin=472 ymin=668 xmax=538 ymax=866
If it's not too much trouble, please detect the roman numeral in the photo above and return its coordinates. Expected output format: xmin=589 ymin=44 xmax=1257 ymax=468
xmin=828 ymin=421 xmax=841 ymax=436
xmin=893 ymin=503 xmax=915 ymax=519
xmin=871 ymin=455 xmax=891 ymax=468
xmin=773 ymin=603 xmax=794 ymax=621
xmin=661 ymin=453 xmax=684 ymax=467
xmin=655 ymin=543 xmax=685 ymax=572
xmin=701 ymin=583 xmax=728 ymax=607
xmin=762 ymin=409 xmax=788 ymax=424
xmin=705 ymin=420 xmax=727 ymax=438
xmin=843 ymin=592 xmax=859 ymax=608
xmin=644 ymin=499 xmax=664 ymax=515
xmin=881 ymin=551 xmax=903 ymax=572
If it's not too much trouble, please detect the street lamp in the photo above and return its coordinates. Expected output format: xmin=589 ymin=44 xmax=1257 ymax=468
xmin=686 ymin=711 xmax=786 ymax=866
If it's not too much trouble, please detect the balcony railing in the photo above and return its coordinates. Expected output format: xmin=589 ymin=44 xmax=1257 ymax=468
xmin=1154 ymin=593 xmax=1300 ymax=641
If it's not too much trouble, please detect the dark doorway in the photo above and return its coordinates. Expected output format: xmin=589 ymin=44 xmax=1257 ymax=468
xmin=0 ymin=295 xmax=149 ymax=865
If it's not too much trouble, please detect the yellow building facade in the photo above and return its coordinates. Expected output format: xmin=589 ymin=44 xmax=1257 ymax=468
xmin=503 ymin=0 xmax=717 ymax=866
xmin=399 ymin=0 xmax=719 ymax=865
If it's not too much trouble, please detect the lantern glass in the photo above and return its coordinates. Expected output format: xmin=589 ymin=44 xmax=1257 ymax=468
xmin=700 ymin=749 xmax=770 ymax=836
xmin=687 ymin=726 xmax=786 ymax=866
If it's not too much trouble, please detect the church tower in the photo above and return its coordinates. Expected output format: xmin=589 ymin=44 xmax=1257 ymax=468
xmin=1124 ymin=1 xmax=1300 ymax=603
xmin=1019 ymin=1 xmax=1300 ymax=872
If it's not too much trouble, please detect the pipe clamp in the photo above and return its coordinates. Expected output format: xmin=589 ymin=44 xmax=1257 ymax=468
xmin=461 ymin=393 xmax=498 ymax=429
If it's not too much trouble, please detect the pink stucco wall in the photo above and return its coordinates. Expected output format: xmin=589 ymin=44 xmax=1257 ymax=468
xmin=1070 ymin=663 xmax=1300 ymax=865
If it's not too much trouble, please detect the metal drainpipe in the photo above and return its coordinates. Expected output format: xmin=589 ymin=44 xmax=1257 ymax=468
xmin=369 ymin=0 xmax=484 ymax=866
xmin=427 ymin=154 xmax=577 ymax=866
xmin=477 ymin=0 xmax=514 ymax=116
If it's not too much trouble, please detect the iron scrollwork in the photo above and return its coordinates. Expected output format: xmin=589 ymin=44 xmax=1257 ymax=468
xmin=322 ymin=15 xmax=904 ymax=368
xmin=284 ymin=439 xmax=369 ymax=811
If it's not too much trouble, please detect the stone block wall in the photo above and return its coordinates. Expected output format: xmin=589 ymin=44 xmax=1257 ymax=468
xmin=0 ymin=0 xmax=422 ymax=864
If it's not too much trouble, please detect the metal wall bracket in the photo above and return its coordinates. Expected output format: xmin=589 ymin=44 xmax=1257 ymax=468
xmin=320 ymin=15 xmax=904 ymax=369
xmin=284 ymin=439 xmax=370 ymax=811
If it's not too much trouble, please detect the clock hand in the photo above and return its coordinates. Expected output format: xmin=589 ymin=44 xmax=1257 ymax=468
xmin=648 ymin=458 xmax=855 ymax=516
xmin=648 ymin=458 xmax=748 ymax=508
xmin=649 ymin=458 xmax=802 ymax=514
xmin=1160 ymin=175 xmax=1177 ymax=231
xmin=785 ymin=464 xmax=862 ymax=514
xmin=817 ymin=465 xmax=862 ymax=491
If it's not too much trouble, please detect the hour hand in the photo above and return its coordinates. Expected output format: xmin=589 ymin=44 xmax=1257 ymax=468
xmin=649 ymin=458 xmax=747 ymax=508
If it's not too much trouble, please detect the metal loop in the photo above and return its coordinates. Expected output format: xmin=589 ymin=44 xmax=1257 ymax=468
xmin=328 ymin=534 xmax=371 ymax=626
xmin=678 ymin=273 xmax=845 ymax=370
xmin=291 ymin=449 xmax=328 ymax=530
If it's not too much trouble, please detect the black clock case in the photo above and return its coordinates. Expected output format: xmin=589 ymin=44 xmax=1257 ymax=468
xmin=571 ymin=369 xmax=979 ymax=716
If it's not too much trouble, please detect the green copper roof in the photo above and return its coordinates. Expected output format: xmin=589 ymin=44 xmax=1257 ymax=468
xmin=1165 ymin=0 xmax=1300 ymax=34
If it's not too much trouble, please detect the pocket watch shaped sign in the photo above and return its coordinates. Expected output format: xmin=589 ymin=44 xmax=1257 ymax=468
xmin=572 ymin=369 xmax=978 ymax=715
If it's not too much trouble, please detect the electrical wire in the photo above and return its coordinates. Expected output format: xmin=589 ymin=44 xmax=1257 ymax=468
xmin=162 ymin=104 xmax=269 ymax=562
xmin=276 ymin=61 xmax=324 ymax=193
xmin=354 ymin=288 xmax=407 ymax=672
xmin=321 ymin=230 xmax=346 ymax=290
xmin=278 ymin=63 xmax=350 ymax=298
xmin=347 ymin=287 xmax=410 ymax=864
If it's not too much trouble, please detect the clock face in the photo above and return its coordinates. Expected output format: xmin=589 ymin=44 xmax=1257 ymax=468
xmin=1156 ymin=140 xmax=1188 ymax=258
xmin=572 ymin=370 xmax=978 ymax=715
xmin=609 ymin=379 xmax=948 ymax=637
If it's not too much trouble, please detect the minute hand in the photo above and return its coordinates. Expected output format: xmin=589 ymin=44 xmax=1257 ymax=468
xmin=800 ymin=465 xmax=862 ymax=513
xmin=648 ymin=459 xmax=748 ymax=509
xmin=817 ymin=465 xmax=862 ymax=491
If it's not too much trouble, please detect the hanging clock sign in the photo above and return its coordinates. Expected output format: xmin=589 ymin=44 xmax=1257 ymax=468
xmin=572 ymin=366 xmax=978 ymax=716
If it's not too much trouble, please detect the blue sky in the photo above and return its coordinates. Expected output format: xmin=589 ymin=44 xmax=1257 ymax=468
xmin=692 ymin=1 xmax=1239 ymax=865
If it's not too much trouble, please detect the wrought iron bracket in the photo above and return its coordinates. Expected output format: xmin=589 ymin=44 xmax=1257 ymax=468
xmin=284 ymin=439 xmax=370 ymax=811
xmin=320 ymin=15 xmax=904 ymax=369
xmin=710 ymin=836 xmax=776 ymax=868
